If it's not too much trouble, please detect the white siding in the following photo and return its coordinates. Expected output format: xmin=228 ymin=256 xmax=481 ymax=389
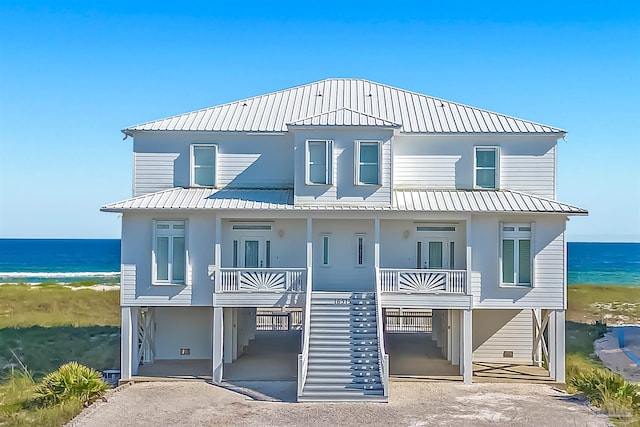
xmin=473 ymin=309 xmax=533 ymax=363
xmin=133 ymin=152 xmax=177 ymax=196
xmin=293 ymin=128 xmax=393 ymax=206
xmin=133 ymin=132 xmax=294 ymax=194
xmin=154 ymin=307 xmax=212 ymax=359
xmin=471 ymin=215 xmax=566 ymax=309
xmin=120 ymin=212 xmax=215 ymax=306
xmin=501 ymin=145 xmax=556 ymax=198
xmin=392 ymin=135 xmax=558 ymax=198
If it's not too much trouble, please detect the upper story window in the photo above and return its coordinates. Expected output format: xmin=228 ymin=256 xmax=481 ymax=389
xmin=501 ymin=223 xmax=532 ymax=287
xmin=154 ymin=220 xmax=186 ymax=285
xmin=306 ymin=140 xmax=333 ymax=185
xmin=356 ymin=141 xmax=381 ymax=186
xmin=191 ymin=144 xmax=217 ymax=187
xmin=474 ymin=147 xmax=499 ymax=189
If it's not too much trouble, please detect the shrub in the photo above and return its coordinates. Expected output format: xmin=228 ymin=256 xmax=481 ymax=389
xmin=570 ymin=367 xmax=640 ymax=417
xmin=34 ymin=362 xmax=109 ymax=406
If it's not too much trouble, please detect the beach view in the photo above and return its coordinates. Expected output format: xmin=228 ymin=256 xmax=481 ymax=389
xmin=1 ymin=1 xmax=638 ymax=426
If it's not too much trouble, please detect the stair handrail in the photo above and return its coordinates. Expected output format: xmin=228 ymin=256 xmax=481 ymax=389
xmin=297 ymin=266 xmax=313 ymax=397
xmin=374 ymin=267 xmax=389 ymax=397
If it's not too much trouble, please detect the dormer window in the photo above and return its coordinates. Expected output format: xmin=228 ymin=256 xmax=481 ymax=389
xmin=306 ymin=140 xmax=333 ymax=185
xmin=356 ymin=141 xmax=381 ymax=186
xmin=191 ymin=144 xmax=217 ymax=187
xmin=474 ymin=147 xmax=499 ymax=189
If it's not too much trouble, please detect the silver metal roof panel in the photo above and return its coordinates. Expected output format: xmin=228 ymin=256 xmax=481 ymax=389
xmin=124 ymin=79 xmax=565 ymax=135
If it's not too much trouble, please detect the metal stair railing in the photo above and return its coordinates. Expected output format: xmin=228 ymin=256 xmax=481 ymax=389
xmin=374 ymin=267 xmax=389 ymax=397
xmin=297 ymin=266 xmax=312 ymax=397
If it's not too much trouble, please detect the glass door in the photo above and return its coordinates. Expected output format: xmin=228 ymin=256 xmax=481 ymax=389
xmin=419 ymin=238 xmax=449 ymax=269
xmin=239 ymin=237 xmax=271 ymax=268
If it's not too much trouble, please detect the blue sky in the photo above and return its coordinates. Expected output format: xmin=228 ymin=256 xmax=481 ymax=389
xmin=0 ymin=1 xmax=638 ymax=241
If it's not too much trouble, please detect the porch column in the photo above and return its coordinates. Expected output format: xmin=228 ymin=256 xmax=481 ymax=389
xmin=549 ymin=309 xmax=566 ymax=383
xmin=214 ymin=215 xmax=222 ymax=293
xmin=212 ymin=307 xmax=223 ymax=382
xmin=374 ymin=217 xmax=380 ymax=271
xmin=304 ymin=217 xmax=312 ymax=346
xmin=450 ymin=309 xmax=460 ymax=366
xmin=461 ymin=309 xmax=473 ymax=384
xmin=120 ymin=306 xmax=137 ymax=380
xmin=224 ymin=307 xmax=238 ymax=362
xmin=465 ymin=216 xmax=472 ymax=295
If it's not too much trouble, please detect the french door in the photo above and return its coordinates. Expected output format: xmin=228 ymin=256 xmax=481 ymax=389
xmin=418 ymin=238 xmax=453 ymax=269
xmin=237 ymin=237 xmax=271 ymax=268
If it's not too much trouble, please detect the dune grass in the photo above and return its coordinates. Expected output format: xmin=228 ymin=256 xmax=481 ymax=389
xmin=0 ymin=284 xmax=120 ymax=426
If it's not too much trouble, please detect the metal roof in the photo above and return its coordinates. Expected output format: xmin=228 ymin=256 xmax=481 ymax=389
xmin=288 ymin=108 xmax=401 ymax=128
xmin=101 ymin=188 xmax=586 ymax=215
xmin=124 ymin=79 xmax=565 ymax=135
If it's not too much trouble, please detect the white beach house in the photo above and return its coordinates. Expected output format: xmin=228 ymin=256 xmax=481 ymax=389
xmin=102 ymin=78 xmax=587 ymax=402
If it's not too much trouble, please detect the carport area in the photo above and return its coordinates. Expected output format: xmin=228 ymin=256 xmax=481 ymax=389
xmin=387 ymin=332 xmax=461 ymax=379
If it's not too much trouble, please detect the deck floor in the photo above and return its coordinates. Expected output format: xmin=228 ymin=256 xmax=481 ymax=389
xmin=134 ymin=330 xmax=551 ymax=383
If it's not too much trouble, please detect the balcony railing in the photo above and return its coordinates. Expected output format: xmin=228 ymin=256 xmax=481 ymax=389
xmin=219 ymin=268 xmax=306 ymax=292
xmin=379 ymin=269 xmax=467 ymax=294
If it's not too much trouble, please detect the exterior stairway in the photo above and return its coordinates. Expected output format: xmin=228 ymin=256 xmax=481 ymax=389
xmin=299 ymin=291 xmax=387 ymax=402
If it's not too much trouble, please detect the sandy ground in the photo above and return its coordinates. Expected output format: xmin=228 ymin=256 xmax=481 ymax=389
xmin=595 ymin=326 xmax=640 ymax=382
xmin=67 ymin=381 xmax=609 ymax=427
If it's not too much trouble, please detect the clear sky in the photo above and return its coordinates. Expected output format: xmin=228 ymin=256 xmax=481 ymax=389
xmin=0 ymin=1 xmax=638 ymax=241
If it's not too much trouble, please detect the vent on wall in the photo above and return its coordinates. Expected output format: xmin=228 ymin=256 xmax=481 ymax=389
xmin=503 ymin=350 xmax=514 ymax=358
xmin=180 ymin=348 xmax=191 ymax=356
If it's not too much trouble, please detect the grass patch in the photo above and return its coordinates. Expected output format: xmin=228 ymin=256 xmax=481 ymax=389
xmin=0 ymin=284 xmax=119 ymax=328
xmin=567 ymin=285 xmax=640 ymax=423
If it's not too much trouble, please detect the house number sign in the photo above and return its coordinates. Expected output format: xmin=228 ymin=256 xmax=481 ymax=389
xmin=334 ymin=299 xmax=350 ymax=305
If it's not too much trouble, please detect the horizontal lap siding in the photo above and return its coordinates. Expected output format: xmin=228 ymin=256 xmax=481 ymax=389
xmin=393 ymin=155 xmax=457 ymax=188
xmin=501 ymin=146 xmax=555 ymax=199
xmin=473 ymin=309 xmax=532 ymax=363
xmin=134 ymin=153 xmax=177 ymax=196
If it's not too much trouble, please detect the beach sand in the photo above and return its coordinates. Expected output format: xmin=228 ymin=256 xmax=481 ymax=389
xmin=595 ymin=326 xmax=640 ymax=382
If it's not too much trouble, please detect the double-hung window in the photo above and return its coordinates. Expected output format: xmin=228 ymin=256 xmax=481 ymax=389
xmin=154 ymin=220 xmax=186 ymax=284
xmin=474 ymin=147 xmax=499 ymax=189
xmin=306 ymin=140 xmax=333 ymax=185
xmin=501 ymin=223 xmax=532 ymax=286
xmin=356 ymin=141 xmax=381 ymax=185
xmin=191 ymin=144 xmax=217 ymax=187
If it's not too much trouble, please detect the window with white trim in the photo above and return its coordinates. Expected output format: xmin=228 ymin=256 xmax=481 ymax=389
xmin=355 ymin=234 xmax=365 ymax=266
xmin=306 ymin=140 xmax=333 ymax=185
xmin=154 ymin=220 xmax=186 ymax=284
xmin=474 ymin=147 xmax=499 ymax=189
xmin=355 ymin=141 xmax=381 ymax=185
xmin=501 ymin=223 xmax=532 ymax=286
xmin=191 ymin=144 xmax=216 ymax=187
xmin=321 ymin=234 xmax=330 ymax=266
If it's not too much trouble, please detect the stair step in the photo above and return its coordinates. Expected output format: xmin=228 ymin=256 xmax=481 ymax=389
xmin=303 ymin=383 xmax=383 ymax=391
xmin=299 ymin=390 xmax=386 ymax=402
xmin=305 ymin=376 xmax=381 ymax=384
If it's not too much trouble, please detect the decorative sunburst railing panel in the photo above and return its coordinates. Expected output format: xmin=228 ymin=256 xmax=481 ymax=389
xmin=220 ymin=268 xmax=306 ymax=292
xmin=379 ymin=269 xmax=467 ymax=294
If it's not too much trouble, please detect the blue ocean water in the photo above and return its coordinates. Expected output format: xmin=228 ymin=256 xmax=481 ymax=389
xmin=567 ymin=242 xmax=640 ymax=286
xmin=0 ymin=239 xmax=638 ymax=285
xmin=0 ymin=239 xmax=120 ymax=283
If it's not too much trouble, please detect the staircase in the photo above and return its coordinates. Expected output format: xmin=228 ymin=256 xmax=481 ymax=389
xmin=299 ymin=291 xmax=387 ymax=402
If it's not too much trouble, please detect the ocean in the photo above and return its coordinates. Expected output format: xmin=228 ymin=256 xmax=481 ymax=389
xmin=0 ymin=239 xmax=638 ymax=286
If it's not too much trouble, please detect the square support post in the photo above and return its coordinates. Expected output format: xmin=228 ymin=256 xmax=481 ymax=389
xmin=120 ymin=306 xmax=136 ymax=380
xmin=461 ymin=308 xmax=473 ymax=384
xmin=212 ymin=307 xmax=223 ymax=382
xmin=549 ymin=309 xmax=566 ymax=383
xmin=214 ymin=215 xmax=222 ymax=293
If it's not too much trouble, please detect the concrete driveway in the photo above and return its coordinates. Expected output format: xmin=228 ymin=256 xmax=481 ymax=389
xmin=68 ymin=381 xmax=609 ymax=427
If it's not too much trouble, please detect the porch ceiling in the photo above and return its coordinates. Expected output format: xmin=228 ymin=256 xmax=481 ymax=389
xmin=102 ymin=187 xmax=587 ymax=215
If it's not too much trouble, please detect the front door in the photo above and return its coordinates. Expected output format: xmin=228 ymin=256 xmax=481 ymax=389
xmin=239 ymin=237 xmax=271 ymax=268
xmin=419 ymin=238 xmax=450 ymax=269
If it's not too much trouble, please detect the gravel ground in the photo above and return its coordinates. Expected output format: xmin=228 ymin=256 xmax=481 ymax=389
xmin=68 ymin=381 xmax=610 ymax=427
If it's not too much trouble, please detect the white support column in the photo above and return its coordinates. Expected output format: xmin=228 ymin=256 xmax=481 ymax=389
xmin=224 ymin=307 xmax=238 ymax=362
xmin=533 ymin=308 xmax=543 ymax=366
xmin=451 ymin=309 xmax=460 ymax=366
xmin=374 ymin=218 xmax=380 ymax=271
xmin=250 ymin=307 xmax=257 ymax=340
xmin=121 ymin=307 xmax=134 ymax=380
xmin=304 ymin=217 xmax=312 ymax=347
xmin=461 ymin=308 xmax=473 ymax=384
xmin=549 ymin=310 xmax=566 ymax=383
xmin=465 ymin=215 xmax=472 ymax=296
xmin=212 ymin=307 xmax=223 ymax=382
xmin=214 ymin=215 xmax=222 ymax=293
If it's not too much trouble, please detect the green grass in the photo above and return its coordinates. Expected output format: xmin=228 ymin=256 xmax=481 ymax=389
xmin=0 ymin=284 xmax=120 ymax=426
xmin=568 ymin=285 xmax=640 ymax=325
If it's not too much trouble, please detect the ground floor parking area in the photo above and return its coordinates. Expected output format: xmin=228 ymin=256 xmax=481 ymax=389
xmin=69 ymin=381 xmax=608 ymax=427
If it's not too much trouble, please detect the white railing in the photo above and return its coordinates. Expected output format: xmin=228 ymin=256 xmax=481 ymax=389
xmin=374 ymin=267 xmax=389 ymax=398
xmin=297 ymin=266 xmax=312 ymax=397
xmin=219 ymin=268 xmax=306 ymax=292
xmin=379 ymin=269 xmax=467 ymax=294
